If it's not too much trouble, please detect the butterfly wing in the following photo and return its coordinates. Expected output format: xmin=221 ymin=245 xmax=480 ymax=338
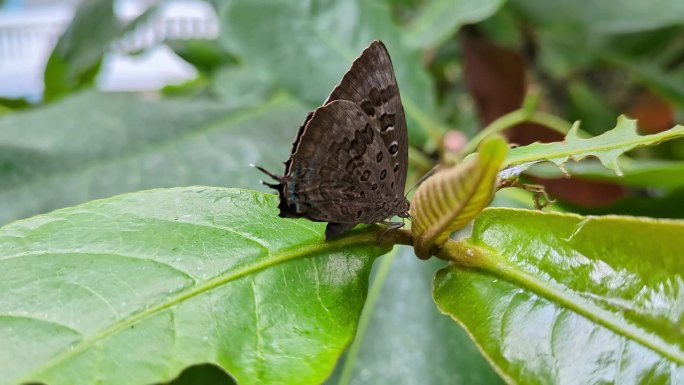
xmin=324 ymin=40 xmax=409 ymax=196
xmin=281 ymin=100 xmax=402 ymax=226
xmin=257 ymin=40 xmax=410 ymax=240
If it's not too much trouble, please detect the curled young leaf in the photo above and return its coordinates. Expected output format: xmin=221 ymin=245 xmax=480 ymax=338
xmin=411 ymin=135 xmax=508 ymax=259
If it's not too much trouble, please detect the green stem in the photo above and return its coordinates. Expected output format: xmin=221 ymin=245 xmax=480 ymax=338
xmin=402 ymin=96 xmax=447 ymax=148
xmin=408 ymin=146 xmax=434 ymax=173
xmin=460 ymin=110 xmax=573 ymax=156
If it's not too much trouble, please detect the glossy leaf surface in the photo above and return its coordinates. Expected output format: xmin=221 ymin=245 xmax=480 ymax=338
xmin=434 ymin=208 xmax=684 ymax=384
xmin=0 ymin=188 xmax=389 ymax=385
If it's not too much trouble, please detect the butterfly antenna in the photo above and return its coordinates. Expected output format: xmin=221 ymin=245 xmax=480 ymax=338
xmin=251 ymin=164 xmax=285 ymax=188
xmin=404 ymin=164 xmax=439 ymax=197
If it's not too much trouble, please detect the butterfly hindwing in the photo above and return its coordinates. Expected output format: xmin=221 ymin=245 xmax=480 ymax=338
xmin=283 ymin=100 xmax=400 ymax=225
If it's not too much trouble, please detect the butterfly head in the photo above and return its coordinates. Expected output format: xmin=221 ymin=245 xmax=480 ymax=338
xmin=395 ymin=198 xmax=410 ymax=219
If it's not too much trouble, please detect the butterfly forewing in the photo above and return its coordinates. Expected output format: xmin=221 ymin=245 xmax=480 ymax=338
xmin=325 ymin=40 xmax=409 ymax=196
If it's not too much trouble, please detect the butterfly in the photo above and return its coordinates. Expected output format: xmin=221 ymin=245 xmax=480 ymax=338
xmin=258 ymin=40 xmax=409 ymax=240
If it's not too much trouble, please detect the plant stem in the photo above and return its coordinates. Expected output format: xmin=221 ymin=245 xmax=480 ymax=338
xmin=434 ymin=239 xmax=498 ymax=269
xmin=408 ymin=146 xmax=434 ymax=173
xmin=378 ymin=227 xmax=413 ymax=247
xmin=459 ymin=109 xmax=573 ymax=157
xmin=402 ymin=96 xmax=447 ymax=148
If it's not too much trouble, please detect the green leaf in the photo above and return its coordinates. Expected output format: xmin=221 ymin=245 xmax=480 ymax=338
xmin=0 ymin=187 xmax=390 ymax=385
xmin=404 ymin=0 xmax=504 ymax=48
xmin=43 ymin=0 xmax=121 ymax=101
xmin=512 ymin=0 xmax=684 ymax=34
xmin=567 ymin=188 xmax=684 ymax=219
xmin=212 ymin=66 xmax=273 ymax=107
xmin=165 ymin=39 xmax=237 ymax=75
xmin=527 ymin=159 xmax=684 ymax=190
xmin=502 ymin=116 xmax=684 ymax=177
xmin=0 ymin=92 xmax=307 ymax=226
xmin=598 ymin=51 xmax=684 ymax=108
xmin=412 ymin=135 xmax=508 ymax=259
xmin=330 ymin=247 xmax=504 ymax=385
xmin=217 ymin=0 xmax=439 ymax=146
xmin=567 ymin=81 xmax=617 ymax=136
xmin=434 ymin=208 xmax=684 ymax=384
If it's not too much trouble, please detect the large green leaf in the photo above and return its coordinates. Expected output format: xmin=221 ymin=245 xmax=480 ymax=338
xmin=0 ymin=187 xmax=390 ymax=385
xmin=0 ymin=92 xmax=306 ymax=226
xmin=217 ymin=0 xmax=439 ymax=146
xmin=434 ymin=208 xmax=684 ymax=384
xmin=404 ymin=0 xmax=505 ymax=48
xmin=329 ymin=247 xmax=504 ymax=385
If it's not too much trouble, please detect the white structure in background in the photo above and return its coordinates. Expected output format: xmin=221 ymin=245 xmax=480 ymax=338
xmin=0 ymin=0 xmax=219 ymax=100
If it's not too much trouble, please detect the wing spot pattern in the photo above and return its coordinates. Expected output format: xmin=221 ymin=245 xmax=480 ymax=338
xmin=388 ymin=141 xmax=399 ymax=156
xmin=361 ymin=170 xmax=371 ymax=181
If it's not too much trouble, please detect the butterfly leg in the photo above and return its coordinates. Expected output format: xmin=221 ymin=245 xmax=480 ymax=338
xmin=378 ymin=220 xmax=405 ymax=242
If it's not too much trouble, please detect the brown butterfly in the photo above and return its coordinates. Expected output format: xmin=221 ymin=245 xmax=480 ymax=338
xmin=258 ymin=40 xmax=409 ymax=240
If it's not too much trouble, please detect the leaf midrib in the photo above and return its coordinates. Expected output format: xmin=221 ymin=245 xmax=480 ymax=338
xmin=16 ymin=230 xmax=381 ymax=384
xmin=485 ymin=255 xmax=684 ymax=365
